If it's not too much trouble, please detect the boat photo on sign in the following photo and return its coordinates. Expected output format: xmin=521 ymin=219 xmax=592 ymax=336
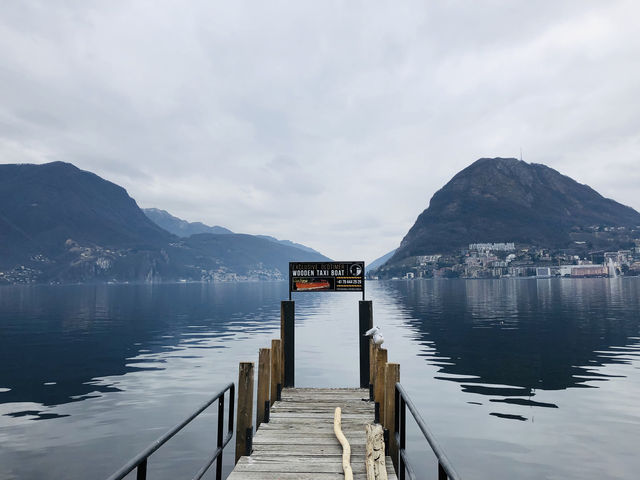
xmin=289 ymin=262 xmax=364 ymax=292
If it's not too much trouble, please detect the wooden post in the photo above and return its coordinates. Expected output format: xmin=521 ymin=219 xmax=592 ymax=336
xmin=270 ymin=339 xmax=282 ymax=405
xmin=370 ymin=342 xmax=378 ymax=394
xmin=359 ymin=300 xmax=373 ymax=388
xmin=365 ymin=423 xmax=388 ymax=480
xmin=281 ymin=301 xmax=295 ymax=387
xmin=235 ymin=362 xmax=254 ymax=464
xmin=256 ymin=348 xmax=270 ymax=429
xmin=374 ymin=348 xmax=387 ymax=421
xmin=384 ymin=363 xmax=400 ymax=469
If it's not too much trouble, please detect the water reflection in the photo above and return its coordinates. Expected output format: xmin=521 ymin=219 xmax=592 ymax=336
xmin=1 ymin=280 xmax=639 ymax=480
xmin=0 ymin=282 xmax=286 ymax=411
xmin=383 ymin=278 xmax=640 ymax=404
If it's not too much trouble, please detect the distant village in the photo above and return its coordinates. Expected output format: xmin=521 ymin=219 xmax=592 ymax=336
xmin=3 ymin=226 xmax=640 ymax=285
xmin=372 ymin=232 xmax=640 ymax=280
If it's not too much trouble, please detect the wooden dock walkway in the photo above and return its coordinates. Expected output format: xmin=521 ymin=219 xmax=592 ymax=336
xmin=228 ymin=388 xmax=398 ymax=480
xmin=106 ymin=301 xmax=462 ymax=480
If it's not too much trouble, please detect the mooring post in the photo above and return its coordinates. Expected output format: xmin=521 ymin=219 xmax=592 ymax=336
xmin=270 ymin=339 xmax=282 ymax=405
xmin=385 ymin=363 xmax=400 ymax=470
xmin=374 ymin=348 xmax=387 ymax=422
xmin=359 ymin=300 xmax=373 ymax=388
xmin=281 ymin=300 xmax=295 ymax=387
xmin=235 ymin=362 xmax=254 ymax=464
xmin=370 ymin=341 xmax=377 ymax=400
xmin=256 ymin=348 xmax=270 ymax=428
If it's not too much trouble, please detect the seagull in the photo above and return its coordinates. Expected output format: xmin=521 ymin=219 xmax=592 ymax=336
xmin=364 ymin=326 xmax=384 ymax=346
xmin=364 ymin=326 xmax=380 ymax=337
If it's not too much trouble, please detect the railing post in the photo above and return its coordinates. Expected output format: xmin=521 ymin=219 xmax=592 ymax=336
xmin=281 ymin=301 xmax=295 ymax=387
xmin=270 ymin=339 xmax=282 ymax=406
xmin=216 ymin=394 xmax=225 ymax=480
xmin=228 ymin=384 xmax=235 ymax=437
xmin=256 ymin=348 xmax=270 ymax=428
xmin=136 ymin=459 xmax=147 ymax=480
xmin=245 ymin=427 xmax=253 ymax=456
xmin=359 ymin=300 xmax=373 ymax=388
xmin=438 ymin=462 xmax=447 ymax=480
xmin=385 ymin=363 xmax=400 ymax=471
xmin=235 ymin=362 xmax=254 ymax=464
xmin=399 ymin=396 xmax=406 ymax=480
xmin=394 ymin=385 xmax=400 ymax=474
xmin=374 ymin=348 xmax=387 ymax=422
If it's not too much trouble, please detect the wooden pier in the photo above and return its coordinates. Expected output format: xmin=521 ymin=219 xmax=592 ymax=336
xmin=229 ymin=387 xmax=397 ymax=480
xmin=106 ymin=298 xmax=461 ymax=480
xmin=227 ymin=300 xmax=401 ymax=480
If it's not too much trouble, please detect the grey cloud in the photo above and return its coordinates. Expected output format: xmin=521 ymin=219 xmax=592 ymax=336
xmin=1 ymin=1 xmax=639 ymax=262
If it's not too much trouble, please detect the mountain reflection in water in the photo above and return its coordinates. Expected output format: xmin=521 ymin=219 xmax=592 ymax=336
xmin=0 ymin=283 xmax=285 ymax=408
xmin=382 ymin=278 xmax=640 ymax=405
xmin=0 ymin=279 xmax=639 ymax=480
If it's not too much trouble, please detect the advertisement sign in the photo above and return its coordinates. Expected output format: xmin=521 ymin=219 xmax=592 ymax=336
xmin=289 ymin=262 xmax=364 ymax=293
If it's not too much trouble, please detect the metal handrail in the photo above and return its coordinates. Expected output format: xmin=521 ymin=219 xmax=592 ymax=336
xmin=106 ymin=382 xmax=235 ymax=480
xmin=394 ymin=382 xmax=462 ymax=480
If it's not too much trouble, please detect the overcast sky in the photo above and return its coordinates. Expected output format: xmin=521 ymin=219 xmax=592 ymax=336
xmin=1 ymin=1 xmax=639 ymax=263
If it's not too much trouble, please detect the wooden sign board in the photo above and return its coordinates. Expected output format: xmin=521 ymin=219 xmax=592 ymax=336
xmin=289 ymin=262 xmax=364 ymax=293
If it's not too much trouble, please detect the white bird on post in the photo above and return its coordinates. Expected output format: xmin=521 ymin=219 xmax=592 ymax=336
xmin=364 ymin=326 xmax=379 ymax=337
xmin=364 ymin=326 xmax=384 ymax=346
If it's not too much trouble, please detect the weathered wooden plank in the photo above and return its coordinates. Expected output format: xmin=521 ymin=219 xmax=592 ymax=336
xmin=229 ymin=461 xmax=397 ymax=478
xmin=238 ymin=455 xmax=352 ymax=464
xmin=283 ymin=388 xmax=366 ymax=392
xmin=262 ymin=424 xmax=370 ymax=433
xmin=277 ymin=397 xmax=369 ymax=404
xmin=229 ymin=387 xmax=397 ymax=480
xmin=234 ymin=462 xmax=365 ymax=474
xmin=271 ymin=407 xmax=372 ymax=414
xmin=270 ymin=412 xmax=374 ymax=418
xmin=258 ymin=425 xmax=370 ymax=434
xmin=235 ymin=459 xmax=372 ymax=474
xmin=282 ymin=389 xmax=367 ymax=394
xmin=281 ymin=391 xmax=367 ymax=396
xmin=276 ymin=395 xmax=370 ymax=401
xmin=244 ymin=453 xmax=396 ymax=471
xmin=254 ymin=437 xmax=366 ymax=446
xmin=228 ymin=471 xmax=347 ymax=479
xmin=253 ymin=432 xmax=364 ymax=439
xmin=271 ymin=404 xmax=368 ymax=409
xmin=251 ymin=443 xmax=367 ymax=455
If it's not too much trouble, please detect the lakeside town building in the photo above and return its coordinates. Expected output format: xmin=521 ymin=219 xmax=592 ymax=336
xmin=378 ymin=240 xmax=640 ymax=280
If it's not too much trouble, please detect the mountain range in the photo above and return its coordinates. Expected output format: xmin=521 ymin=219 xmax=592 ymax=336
xmin=0 ymin=162 xmax=329 ymax=284
xmin=143 ymin=208 xmax=233 ymax=236
xmin=366 ymin=249 xmax=396 ymax=273
xmin=142 ymin=207 xmax=324 ymax=256
xmin=380 ymin=157 xmax=640 ymax=272
xmin=3 ymin=158 xmax=639 ymax=284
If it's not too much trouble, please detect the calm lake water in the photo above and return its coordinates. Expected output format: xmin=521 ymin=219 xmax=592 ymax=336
xmin=1 ymin=279 xmax=639 ymax=479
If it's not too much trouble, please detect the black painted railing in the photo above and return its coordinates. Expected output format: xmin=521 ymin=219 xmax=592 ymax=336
xmin=106 ymin=382 xmax=235 ymax=480
xmin=394 ymin=383 xmax=462 ymax=480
